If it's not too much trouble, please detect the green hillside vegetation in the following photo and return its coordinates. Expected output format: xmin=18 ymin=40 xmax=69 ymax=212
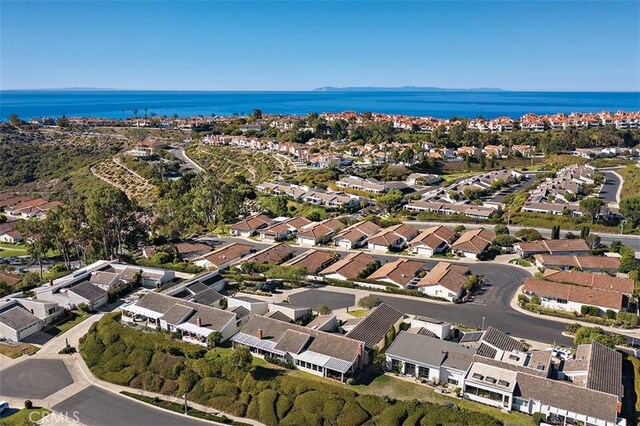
xmin=188 ymin=146 xmax=289 ymax=183
xmin=81 ymin=314 xmax=503 ymax=426
xmin=618 ymin=165 xmax=640 ymax=199
xmin=0 ymin=124 xmax=124 ymax=190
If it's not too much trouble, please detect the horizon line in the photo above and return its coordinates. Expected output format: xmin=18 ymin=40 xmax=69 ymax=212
xmin=2 ymin=87 xmax=640 ymax=93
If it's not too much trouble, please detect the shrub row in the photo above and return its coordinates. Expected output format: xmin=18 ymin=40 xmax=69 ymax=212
xmin=81 ymin=314 xmax=503 ymax=426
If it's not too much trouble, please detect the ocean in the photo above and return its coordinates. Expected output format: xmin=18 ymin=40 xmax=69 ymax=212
xmin=1 ymin=90 xmax=639 ymax=121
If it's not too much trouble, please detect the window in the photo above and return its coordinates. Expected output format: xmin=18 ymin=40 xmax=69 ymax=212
xmin=418 ymin=366 xmax=430 ymax=379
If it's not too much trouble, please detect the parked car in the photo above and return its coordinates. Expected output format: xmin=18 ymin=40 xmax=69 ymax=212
xmin=0 ymin=401 xmax=9 ymax=414
xmin=551 ymin=348 xmax=572 ymax=361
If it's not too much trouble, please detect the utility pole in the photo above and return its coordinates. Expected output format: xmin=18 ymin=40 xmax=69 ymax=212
xmin=481 ymin=317 xmax=485 ymax=331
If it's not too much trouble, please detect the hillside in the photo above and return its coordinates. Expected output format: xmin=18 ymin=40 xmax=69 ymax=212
xmin=0 ymin=124 xmax=124 ymax=196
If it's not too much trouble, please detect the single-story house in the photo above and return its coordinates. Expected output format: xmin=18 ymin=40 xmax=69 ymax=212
xmin=235 ymin=243 xmax=295 ymax=268
xmin=230 ymin=213 xmax=272 ymax=237
xmin=332 ymin=221 xmax=381 ymax=249
xmin=121 ymin=292 xmax=241 ymax=345
xmin=415 ymin=262 xmax=470 ymax=302
xmin=306 ymin=314 xmax=337 ymax=332
xmin=67 ymin=282 xmax=109 ymax=310
xmin=227 ymin=296 xmax=269 ymax=316
xmin=231 ymin=315 xmax=367 ymax=381
xmin=345 ymin=303 xmax=404 ymax=350
xmin=385 ymin=331 xmax=476 ymax=385
xmin=514 ymin=239 xmax=591 ymax=257
xmin=366 ymin=258 xmax=425 ymax=287
xmin=260 ymin=217 xmax=313 ymax=241
xmin=408 ymin=225 xmax=456 ymax=257
xmin=0 ymin=271 xmax=21 ymax=288
xmin=522 ymin=278 xmax=627 ymax=314
xmin=319 ymin=252 xmax=377 ymax=281
xmin=268 ymin=302 xmax=312 ymax=322
xmin=0 ymin=305 xmax=43 ymax=342
xmin=543 ymin=269 xmax=634 ymax=296
xmin=193 ymin=243 xmax=255 ymax=270
xmin=296 ymin=219 xmax=345 ymax=246
xmin=281 ymin=249 xmax=337 ymax=275
xmin=451 ymin=228 xmax=495 ymax=259
xmin=367 ymin=223 xmax=419 ymax=252
xmin=533 ymin=254 xmax=620 ymax=273
xmin=89 ymin=271 xmax=120 ymax=290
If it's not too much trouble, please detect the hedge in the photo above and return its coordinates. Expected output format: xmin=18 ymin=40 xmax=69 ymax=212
xmin=81 ymin=314 xmax=504 ymax=426
xmin=336 ymin=400 xmax=370 ymax=426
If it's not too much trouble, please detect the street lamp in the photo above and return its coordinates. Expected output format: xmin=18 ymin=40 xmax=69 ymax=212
xmin=481 ymin=317 xmax=485 ymax=331
xmin=183 ymin=392 xmax=188 ymax=415
xmin=620 ymin=219 xmax=627 ymax=235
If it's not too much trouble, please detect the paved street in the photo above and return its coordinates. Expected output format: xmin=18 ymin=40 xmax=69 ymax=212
xmin=375 ymin=294 xmax=572 ymax=346
xmin=288 ymin=289 xmax=355 ymax=310
xmin=216 ymin=235 xmax=576 ymax=345
xmin=599 ymin=171 xmax=622 ymax=203
xmin=53 ymin=386 xmax=213 ymax=426
xmin=168 ymin=147 xmax=204 ymax=173
xmin=0 ymin=359 xmax=74 ymax=399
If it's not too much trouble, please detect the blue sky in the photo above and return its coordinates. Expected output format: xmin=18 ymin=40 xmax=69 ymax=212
xmin=1 ymin=1 xmax=639 ymax=91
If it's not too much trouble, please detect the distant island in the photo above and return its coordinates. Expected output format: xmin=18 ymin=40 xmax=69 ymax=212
xmin=313 ymin=86 xmax=506 ymax=92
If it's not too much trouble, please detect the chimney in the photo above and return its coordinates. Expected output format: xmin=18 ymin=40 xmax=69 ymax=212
xmin=257 ymin=329 xmax=263 ymax=340
xmin=196 ymin=317 xmax=202 ymax=327
xmin=357 ymin=344 xmax=364 ymax=369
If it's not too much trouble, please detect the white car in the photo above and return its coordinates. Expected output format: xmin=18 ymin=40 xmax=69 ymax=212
xmin=551 ymin=348 xmax=572 ymax=361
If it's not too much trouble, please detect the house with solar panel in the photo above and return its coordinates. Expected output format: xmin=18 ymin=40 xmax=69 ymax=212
xmin=230 ymin=315 xmax=366 ymax=382
xmin=384 ymin=326 xmax=626 ymax=426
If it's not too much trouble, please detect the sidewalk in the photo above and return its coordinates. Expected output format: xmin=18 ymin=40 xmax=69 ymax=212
xmin=509 ymin=285 xmax=640 ymax=339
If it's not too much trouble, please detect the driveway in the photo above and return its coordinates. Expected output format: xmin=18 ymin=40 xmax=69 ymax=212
xmin=0 ymin=359 xmax=74 ymax=399
xmin=53 ymin=386 xmax=213 ymax=426
xmin=489 ymin=175 xmax=537 ymax=203
xmin=288 ymin=289 xmax=355 ymax=310
xmin=599 ymin=171 xmax=621 ymax=203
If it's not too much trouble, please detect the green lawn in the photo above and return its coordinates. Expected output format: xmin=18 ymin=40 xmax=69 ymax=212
xmin=0 ymin=243 xmax=29 ymax=258
xmin=509 ymin=258 xmax=532 ymax=267
xmin=44 ymin=310 xmax=92 ymax=337
xmin=347 ymin=309 xmax=370 ymax=318
xmin=0 ymin=408 xmax=50 ymax=425
xmin=291 ymin=370 xmax=534 ymax=425
xmin=0 ymin=342 xmax=39 ymax=359
xmin=618 ymin=164 xmax=640 ymax=199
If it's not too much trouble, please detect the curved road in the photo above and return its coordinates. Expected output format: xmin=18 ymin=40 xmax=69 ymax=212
xmin=220 ymin=235 xmax=573 ymax=345
xmin=599 ymin=171 xmax=622 ymax=204
xmin=372 ymin=261 xmax=573 ymax=346
xmin=169 ymin=147 xmax=205 ymax=173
